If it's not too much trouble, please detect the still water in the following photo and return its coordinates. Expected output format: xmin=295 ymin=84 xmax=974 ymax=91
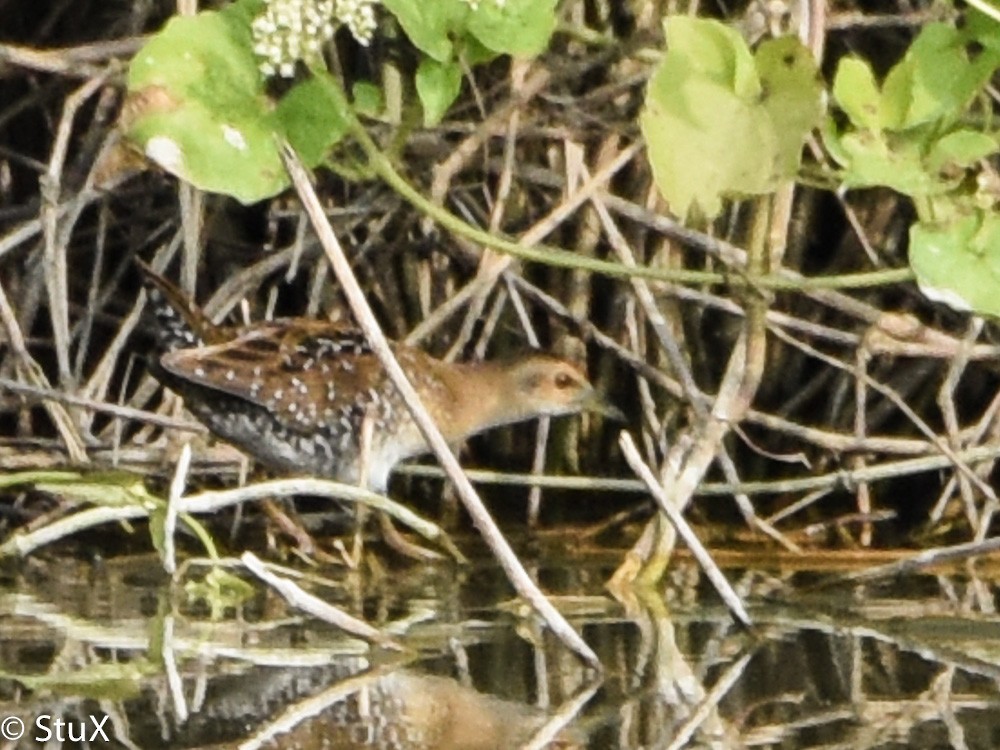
xmin=2 ymin=535 xmax=1000 ymax=749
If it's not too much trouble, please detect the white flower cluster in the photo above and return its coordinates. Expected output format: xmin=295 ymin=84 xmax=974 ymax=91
xmin=252 ymin=0 xmax=379 ymax=78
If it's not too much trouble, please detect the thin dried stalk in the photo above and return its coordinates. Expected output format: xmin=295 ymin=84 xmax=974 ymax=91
xmin=282 ymin=144 xmax=600 ymax=668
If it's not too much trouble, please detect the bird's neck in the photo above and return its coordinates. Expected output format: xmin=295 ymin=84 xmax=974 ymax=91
xmin=437 ymin=360 xmax=531 ymax=441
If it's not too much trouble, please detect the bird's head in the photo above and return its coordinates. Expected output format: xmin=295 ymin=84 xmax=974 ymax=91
xmin=506 ymin=354 xmax=623 ymax=421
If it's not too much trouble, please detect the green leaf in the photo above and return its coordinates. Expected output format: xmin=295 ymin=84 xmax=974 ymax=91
xmin=126 ymin=0 xmax=279 ymax=202
xmin=466 ymin=0 xmax=558 ymax=57
xmin=459 ymin=33 xmax=499 ymax=66
xmin=832 ymin=56 xmax=881 ymax=130
xmin=128 ymin=0 xmax=263 ymax=96
xmin=381 ymin=0 xmax=469 ymax=61
xmin=642 ymin=79 xmax=768 ymax=219
xmin=383 ymin=0 xmax=556 ymax=61
xmin=0 ymin=470 xmax=84 ymax=489
xmin=963 ymin=5 xmax=1000 ymax=51
xmin=124 ymin=0 xmax=350 ymax=203
xmin=35 ymin=472 xmax=159 ymax=509
xmin=274 ymin=74 xmax=350 ymax=165
xmin=663 ymin=16 xmax=760 ymax=98
xmin=10 ymin=663 xmax=152 ymax=699
xmin=826 ymin=122 xmax=996 ymax=195
xmin=126 ymin=96 xmax=284 ymax=204
xmin=641 ymin=17 xmax=821 ymax=219
xmin=926 ymin=129 xmax=999 ymax=173
xmin=755 ymin=36 xmax=824 ymax=177
xmin=186 ymin=567 xmax=255 ymax=619
xmin=910 ymin=211 xmax=1000 ymax=316
xmin=881 ymin=23 xmax=1000 ymax=130
xmin=824 ymin=19 xmax=1000 ymax=204
xmin=416 ymin=57 xmax=463 ymax=126
xmin=352 ymin=81 xmax=384 ymax=117
xmin=383 ymin=0 xmax=554 ymax=125
xmin=149 ymin=506 xmax=167 ymax=561
xmin=832 ymin=130 xmax=946 ymax=194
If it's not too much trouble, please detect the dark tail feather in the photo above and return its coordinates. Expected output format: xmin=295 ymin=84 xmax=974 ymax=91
xmin=136 ymin=259 xmax=215 ymax=352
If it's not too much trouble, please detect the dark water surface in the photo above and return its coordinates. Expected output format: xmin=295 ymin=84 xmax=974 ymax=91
xmin=2 ymin=537 xmax=1000 ymax=749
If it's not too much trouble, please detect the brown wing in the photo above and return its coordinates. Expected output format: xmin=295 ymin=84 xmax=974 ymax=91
xmin=160 ymin=320 xmax=391 ymax=436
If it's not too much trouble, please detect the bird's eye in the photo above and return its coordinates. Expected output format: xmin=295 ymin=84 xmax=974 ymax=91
xmin=554 ymin=372 xmax=574 ymax=389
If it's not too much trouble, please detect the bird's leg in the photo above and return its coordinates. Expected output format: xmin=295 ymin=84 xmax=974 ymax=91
xmin=355 ymin=412 xmax=441 ymax=562
xmin=261 ymin=498 xmax=316 ymax=557
xmin=348 ymin=411 xmax=376 ymax=566
xmin=257 ymin=493 xmax=341 ymax=565
xmin=377 ymin=512 xmax=443 ymax=562
xmin=259 ymin=483 xmax=338 ymax=564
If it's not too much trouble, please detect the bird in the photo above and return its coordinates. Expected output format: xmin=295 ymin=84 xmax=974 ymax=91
xmin=137 ymin=260 xmax=615 ymax=495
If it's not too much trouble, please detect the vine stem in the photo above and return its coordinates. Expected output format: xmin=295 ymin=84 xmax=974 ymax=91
xmin=321 ymin=72 xmax=914 ymax=292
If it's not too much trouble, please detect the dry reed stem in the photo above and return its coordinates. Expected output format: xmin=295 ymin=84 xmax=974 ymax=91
xmin=0 ymin=38 xmax=145 ymax=76
xmin=0 ymin=376 xmax=203 ymax=432
xmin=241 ymin=551 xmax=400 ymax=649
xmin=43 ymin=72 xmax=112 ymax=385
xmin=619 ymin=431 xmax=753 ymax=628
xmin=404 ymin=142 xmax=643 ymax=347
xmin=0 ymin=476 xmax=463 ymax=560
xmin=774 ymin=326 xmax=1000 ymax=505
xmin=664 ymin=649 xmax=755 ymax=750
xmin=0 ymin=279 xmax=88 ymax=462
xmin=282 ymin=144 xmax=600 ymax=667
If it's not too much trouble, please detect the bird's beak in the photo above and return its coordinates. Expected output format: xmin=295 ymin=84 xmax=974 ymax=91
xmin=581 ymin=390 xmax=626 ymax=422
